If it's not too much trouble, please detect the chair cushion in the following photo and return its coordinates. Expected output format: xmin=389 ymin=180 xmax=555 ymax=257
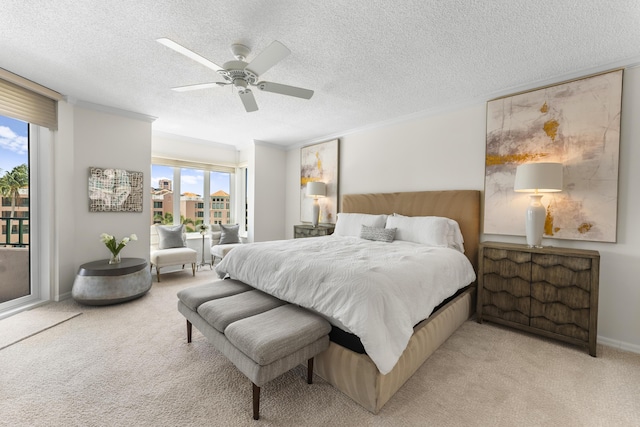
xmin=177 ymin=279 xmax=253 ymax=311
xmin=211 ymin=243 xmax=242 ymax=259
xmin=225 ymin=304 xmax=331 ymax=366
xmin=219 ymin=224 xmax=240 ymax=244
xmin=197 ymin=290 xmax=286 ymax=333
xmin=150 ymin=247 xmax=196 ymax=266
xmin=156 ymin=224 xmax=186 ymax=249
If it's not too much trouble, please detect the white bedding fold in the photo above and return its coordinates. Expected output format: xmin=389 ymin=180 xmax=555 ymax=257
xmin=215 ymin=235 xmax=475 ymax=374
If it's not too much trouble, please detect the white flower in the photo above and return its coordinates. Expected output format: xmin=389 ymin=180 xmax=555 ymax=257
xmin=100 ymin=233 xmax=114 ymax=244
xmin=197 ymin=223 xmax=209 ymax=235
xmin=100 ymin=232 xmax=137 ymax=256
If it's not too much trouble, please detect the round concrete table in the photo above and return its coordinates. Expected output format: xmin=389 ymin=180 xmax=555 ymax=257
xmin=72 ymin=257 xmax=152 ymax=305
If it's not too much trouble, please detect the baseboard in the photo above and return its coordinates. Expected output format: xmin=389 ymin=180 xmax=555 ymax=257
xmin=598 ymin=335 xmax=640 ymax=354
xmin=56 ymin=291 xmax=72 ymax=302
xmin=0 ymin=299 xmax=50 ymax=321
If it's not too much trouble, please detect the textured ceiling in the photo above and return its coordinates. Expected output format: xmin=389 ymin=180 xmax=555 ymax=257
xmin=1 ymin=1 xmax=640 ymax=150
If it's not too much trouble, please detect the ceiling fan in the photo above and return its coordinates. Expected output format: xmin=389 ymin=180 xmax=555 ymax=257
xmin=157 ymin=38 xmax=314 ymax=112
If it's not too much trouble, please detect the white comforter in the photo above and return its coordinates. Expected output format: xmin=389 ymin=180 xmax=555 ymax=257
xmin=215 ymin=235 xmax=476 ymax=374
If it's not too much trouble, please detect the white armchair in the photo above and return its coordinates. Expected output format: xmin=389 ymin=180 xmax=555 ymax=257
xmin=210 ymin=224 xmax=244 ymax=264
xmin=150 ymin=224 xmax=197 ymax=282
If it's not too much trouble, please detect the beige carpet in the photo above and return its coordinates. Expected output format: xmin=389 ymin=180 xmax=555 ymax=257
xmin=1 ymin=267 xmax=639 ymax=426
xmin=0 ymin=309 xmax=81 ymax=350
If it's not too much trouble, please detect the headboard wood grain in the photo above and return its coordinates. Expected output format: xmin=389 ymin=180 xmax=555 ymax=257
xmin=341 ymin=190 xmax=481 ymax=272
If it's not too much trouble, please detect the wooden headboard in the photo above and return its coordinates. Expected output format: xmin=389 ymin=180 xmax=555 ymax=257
xmin=341 ymin=190 xmax=481 ymax=272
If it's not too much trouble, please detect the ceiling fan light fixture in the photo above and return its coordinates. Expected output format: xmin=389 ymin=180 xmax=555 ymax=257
xmin=160 ymin=38 xmax=313 ymax=113
xmin=233 ymin=78 xmax=248 ymax=90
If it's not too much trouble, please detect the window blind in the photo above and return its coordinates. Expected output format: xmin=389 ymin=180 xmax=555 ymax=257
xmin=152 ymin=157 xmax=236 ymax=174
xmin=0 ymin=68 xmax=62 ymax=130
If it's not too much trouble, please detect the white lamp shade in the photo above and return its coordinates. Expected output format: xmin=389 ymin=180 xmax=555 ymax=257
xmin=307 ymin=181 xmax=326 ymax=197
xmin=514 ymin=163 xmax=563 ymax=193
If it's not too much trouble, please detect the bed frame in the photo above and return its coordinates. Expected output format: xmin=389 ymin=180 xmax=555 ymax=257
xmin=313 ymin=190 xmax=480 ymax=413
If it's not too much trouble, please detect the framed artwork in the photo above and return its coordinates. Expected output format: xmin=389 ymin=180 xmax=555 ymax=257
xmin=300 ymin=139 xmax=339 ymax=224
xmin=484 ymin=69 xmax=623 ymax=242
xmin=88 ymin=167 xmax=143 ymax=212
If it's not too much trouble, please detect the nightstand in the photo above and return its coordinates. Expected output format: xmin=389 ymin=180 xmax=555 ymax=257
xmin=293 ymin=224 xmax=335 ymax=238
xmin=477 ymin=241 xmax=600 ymax=356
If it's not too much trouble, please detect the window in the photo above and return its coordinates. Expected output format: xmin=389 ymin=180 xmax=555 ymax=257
xmin=151 ymin=160 xmax=234 ymax=234
xmin=0 ymin=69 xmax=59 ymax=316
xmin=0 ymin=114 xmax=31 ymax=306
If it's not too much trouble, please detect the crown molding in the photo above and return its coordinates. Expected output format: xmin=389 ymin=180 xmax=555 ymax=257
xmin=65 ymin=98 xmax=156 ymax=123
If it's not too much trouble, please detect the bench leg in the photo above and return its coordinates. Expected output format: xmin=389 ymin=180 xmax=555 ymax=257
xmin=307 ymin=358 xmax=314 ymax=384
xmin=186 ymin=320 xmax=192 ymax=343
xmin=253 ymin=383 xmax=260 ymax=420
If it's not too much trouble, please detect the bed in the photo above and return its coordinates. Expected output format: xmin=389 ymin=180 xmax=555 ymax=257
xmin=217 ymin=190 xmax=480 ymax=413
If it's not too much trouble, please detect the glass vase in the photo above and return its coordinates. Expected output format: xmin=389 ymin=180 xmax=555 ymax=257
xmin=109 ymin=252 xmax=121 ymax=264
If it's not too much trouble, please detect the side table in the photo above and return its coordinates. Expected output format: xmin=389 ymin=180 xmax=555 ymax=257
xmin=197 ymin=234 xmax=212 ymax=270
xmin=294 ymin=224 xmax=335 ymax=238
xmin=72 ymin=257 xmax=152 ymax=306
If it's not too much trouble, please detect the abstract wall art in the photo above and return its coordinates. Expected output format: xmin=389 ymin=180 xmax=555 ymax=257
xmin=89 ymin=167 xmax=143 ymax=212
xmin=300 ymin=139 xmax=339 ymax=224
xmin=484 ymin=69 xmax=623 ymax=242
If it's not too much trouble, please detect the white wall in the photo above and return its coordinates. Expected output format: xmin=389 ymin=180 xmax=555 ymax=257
xmin=285 ymin=68 xmax=640 ymax=353
xmin=252 ymin=142 xmax=287 ymax=242
xmin=53 ymin=102 xmax=153 ymax=299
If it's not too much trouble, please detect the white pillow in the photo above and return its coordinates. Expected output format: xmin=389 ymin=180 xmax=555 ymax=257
xmin=386 ymin=214 xmax=465 ymax=253
xmin=334 ymin=213 xmax=388 ymax=237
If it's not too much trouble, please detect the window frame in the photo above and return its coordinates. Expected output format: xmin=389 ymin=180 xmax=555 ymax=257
xmin=151 ymin=158 xmax=237 ymax=236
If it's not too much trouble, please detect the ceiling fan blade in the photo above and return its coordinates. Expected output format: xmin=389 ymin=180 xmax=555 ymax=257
xmin=257 ymin=81 xmax=314 ymax=99
xmin=245 ymin=41 xmax=290 ymax=76
xmin=171 ymin=82 xmax=228 ymax=92
xmin=157 ymin=38 xmax=224 ymax=72
xmin=238 ymin=89 xmax=258 ymax=112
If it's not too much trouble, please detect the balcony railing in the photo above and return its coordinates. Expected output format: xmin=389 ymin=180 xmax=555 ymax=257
xmin=1 ymin=217 xmax=29 ymax=247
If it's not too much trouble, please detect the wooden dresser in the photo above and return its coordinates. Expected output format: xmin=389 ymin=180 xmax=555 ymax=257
xmin=477 ymin=241 xmax=600 ymax=356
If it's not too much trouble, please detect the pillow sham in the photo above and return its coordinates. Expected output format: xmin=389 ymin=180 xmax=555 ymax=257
xmin=386 ymin=214 xmax=465 ymax=252
xmin=156 ymin=224 xmax=186 ymax=249
xmin=360 ymin=225 xmax=396 ymax=243
xmin=334 ymin=213 xmax=388 ymax=237
xmin=219 ymin=224 xmax=241 ymax=245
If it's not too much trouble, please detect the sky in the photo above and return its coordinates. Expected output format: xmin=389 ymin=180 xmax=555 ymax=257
xmin=0 ymin=115 xmax=28 ymax=175
xmin=151 ymin=164 xmax=230 ymax=195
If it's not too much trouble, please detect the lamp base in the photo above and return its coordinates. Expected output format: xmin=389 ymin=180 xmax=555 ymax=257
xmin=312 ymin=199 xmax=320 ymax=228
xmin=525 ymin=194 xmax=546 ymax=248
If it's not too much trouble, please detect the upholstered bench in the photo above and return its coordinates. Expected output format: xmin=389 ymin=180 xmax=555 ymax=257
xmin=177 ymin=279 xmax=331 ymax=420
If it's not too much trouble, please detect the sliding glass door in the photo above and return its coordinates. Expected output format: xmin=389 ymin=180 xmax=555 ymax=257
xmin=0 ymin=115 xmax=30 ymax=304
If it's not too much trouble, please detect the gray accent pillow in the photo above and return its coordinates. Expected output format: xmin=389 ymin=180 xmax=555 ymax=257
xmin=360 ymin=225 xmax=396 ymax=243
xmin=156 ymin=224 xmax=186 ymax=249
xmin=219 ymin=224 xmax=240 ymax=245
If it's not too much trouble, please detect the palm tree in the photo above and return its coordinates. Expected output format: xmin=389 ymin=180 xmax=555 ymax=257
xmin=180 ymin=215 xmax=195 ymax=232
xmin=0 ymin=163 xmax=28 ymax=218
xmin=153 ymin=212 xmax=173 ymax=225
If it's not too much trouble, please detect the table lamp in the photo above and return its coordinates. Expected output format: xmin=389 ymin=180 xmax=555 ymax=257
xmin=307 ymin=181 xmax=326 ymax=227
xmin=514 ymin=162 xmax=563 ymax=247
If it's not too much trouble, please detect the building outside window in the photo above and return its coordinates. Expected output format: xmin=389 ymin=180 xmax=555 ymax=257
xmin=150 ymin=162 xmax=235 ymax=233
